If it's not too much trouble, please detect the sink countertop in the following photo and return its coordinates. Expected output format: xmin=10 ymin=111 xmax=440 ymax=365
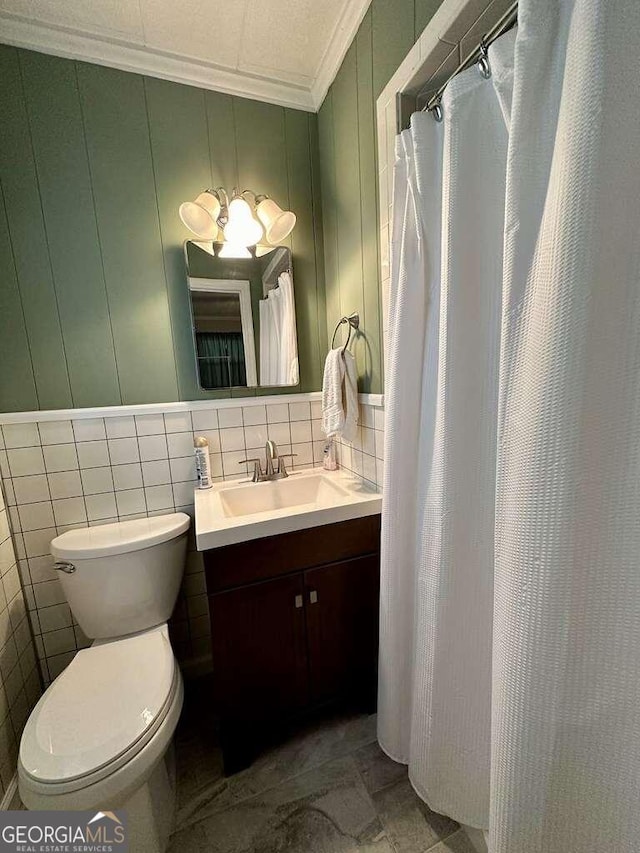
xmin=194 ymin=467 xmax=382 ymax=551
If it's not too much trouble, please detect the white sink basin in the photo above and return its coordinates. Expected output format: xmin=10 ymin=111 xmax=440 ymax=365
xmin=219 ymin=473 xmax=350 ymax=518
xmin=195 ymin=467 xmax=382 ymax=550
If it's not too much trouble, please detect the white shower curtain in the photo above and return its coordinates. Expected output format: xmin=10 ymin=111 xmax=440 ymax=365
xmin=259 ymin=271 xmax=299 ymax=386
xmin=379 ymin=0 xmax=640 ymax=849
xmin=379 ymin=30 xmax=514 ymax=830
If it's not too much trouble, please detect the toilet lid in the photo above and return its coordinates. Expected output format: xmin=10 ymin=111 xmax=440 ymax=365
xmin=20 ymin=627 xmax=175 ymax=783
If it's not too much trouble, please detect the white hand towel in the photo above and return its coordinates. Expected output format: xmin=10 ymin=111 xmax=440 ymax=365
xmin=322 ymin=349 xmax=344 ymax=437
xmin=342 ymin=349 xmax=358 ymax=442
xmin=322 ymin=348 xmax=358 ymax=442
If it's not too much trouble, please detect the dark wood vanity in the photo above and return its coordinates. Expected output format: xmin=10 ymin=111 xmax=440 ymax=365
xmin=203 ymin=513 xmax=381 ymax=773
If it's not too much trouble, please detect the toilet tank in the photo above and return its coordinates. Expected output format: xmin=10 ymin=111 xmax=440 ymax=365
xmin=50 ymin=513 xmax=190 ymax=640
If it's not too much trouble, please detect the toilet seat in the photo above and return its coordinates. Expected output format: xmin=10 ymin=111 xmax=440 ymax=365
xmin=20 ymin=624 xmax=178 ymax=794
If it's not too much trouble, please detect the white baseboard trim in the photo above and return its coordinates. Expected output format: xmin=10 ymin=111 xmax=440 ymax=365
xmin=1 ymin=773 xmax=20 ymax=811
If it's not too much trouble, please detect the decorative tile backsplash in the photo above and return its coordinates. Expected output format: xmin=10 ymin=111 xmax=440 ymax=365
xmin=0 ymin=394 xmax=384 ymax=686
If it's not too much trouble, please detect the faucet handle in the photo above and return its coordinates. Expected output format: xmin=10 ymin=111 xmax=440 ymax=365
xmin=276 ymin=453 xmax=297 ymax=478
xmin=238 ymin=458 xmax=263 ymax=482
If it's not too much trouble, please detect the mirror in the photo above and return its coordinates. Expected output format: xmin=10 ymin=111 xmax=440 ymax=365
xmin=190 ymin=282 xmax=256 ymax=388
xmin=185 ymin=242 xmax=299 ymax=390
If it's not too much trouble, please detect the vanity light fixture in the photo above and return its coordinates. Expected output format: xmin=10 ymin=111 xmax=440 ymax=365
xmin=218 ymin=242 xmax=252 ymax=259
xmin=178 ymin=186 xmax=296 ymax=248
xmin=178 ymin=190 xmax=221 ymax=240
xmin=255 ymin=196 xmax=296 ymax=244
xmin=224 ymin=192 xmax=263 ymax=247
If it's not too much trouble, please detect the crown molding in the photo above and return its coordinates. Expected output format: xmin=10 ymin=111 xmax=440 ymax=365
xmin=0 ymin=0 xmax=372 ymax=114
xmin=0 ymin=12 xmax=316 ymax=112
xmin=311 ymin=0 xmax=371 ymax=110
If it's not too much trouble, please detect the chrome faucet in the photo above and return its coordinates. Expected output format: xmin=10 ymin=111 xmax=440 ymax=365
xmin=239 ymin=441 xmax=297 ymax=482
xmin=265 ymin=439 xmax=278 ymax=478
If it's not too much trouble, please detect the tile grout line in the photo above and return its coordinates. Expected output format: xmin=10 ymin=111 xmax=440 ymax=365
xmin=347 ymin=751 xmax=401 ymax=853
xmin=425 ymin=827 xmax=471 ymax=852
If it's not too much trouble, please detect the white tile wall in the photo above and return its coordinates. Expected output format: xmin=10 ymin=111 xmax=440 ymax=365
xmin=0 ymin=395 xmax=354 ymax=685
xmin=333 ymin=403 xmax=385 ymax=491
xmin=0 ymin=472 xmax=42 ymax=797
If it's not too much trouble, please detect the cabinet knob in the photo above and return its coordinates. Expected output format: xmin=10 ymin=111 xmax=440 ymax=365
xmin=309 ymin=590 xmax=318 ymax=604
xmin=294 ymin=594 xmax=303 ymax=609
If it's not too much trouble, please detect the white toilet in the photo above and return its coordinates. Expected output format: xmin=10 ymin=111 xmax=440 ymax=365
xmin=18 ymin=512 xmax=190 ymax=853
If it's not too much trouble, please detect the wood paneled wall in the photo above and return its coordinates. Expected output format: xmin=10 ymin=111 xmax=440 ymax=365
xmin=0 ymin=46 xmax=327 ymax=412
xmin=318 ymin=0 xmax=443 ymax=394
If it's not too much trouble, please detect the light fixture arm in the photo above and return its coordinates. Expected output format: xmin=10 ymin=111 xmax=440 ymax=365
xmin=207 ymin=186 xmax=229 ymax=227
xmin=240 ymin=189 xmax=269 ymax=206
xmin=212 ymin=186 xmax=229 ymax=206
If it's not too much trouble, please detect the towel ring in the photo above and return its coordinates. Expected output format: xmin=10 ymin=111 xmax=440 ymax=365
xmin=331 ymin=313 xmax=360 ymax=354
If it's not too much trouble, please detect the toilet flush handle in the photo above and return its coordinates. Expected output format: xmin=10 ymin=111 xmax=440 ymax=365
xmin=54 ymin=561 xmax=76 ymax=574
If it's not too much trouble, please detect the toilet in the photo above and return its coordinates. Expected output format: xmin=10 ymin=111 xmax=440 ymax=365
xmin=18 ymin=512 xmax=190 ymax=853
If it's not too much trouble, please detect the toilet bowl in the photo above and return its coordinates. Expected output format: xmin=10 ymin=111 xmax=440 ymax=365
xmin=18 ymin=512 xmax=191 ymax=853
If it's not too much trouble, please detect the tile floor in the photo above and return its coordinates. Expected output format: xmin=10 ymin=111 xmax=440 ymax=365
xmin=171 ymin=686 xmax=476 ymax=853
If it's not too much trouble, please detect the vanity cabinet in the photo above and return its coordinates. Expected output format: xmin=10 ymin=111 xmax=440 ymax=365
xmin=204 ymin=514 xmax=381 ymax=772
xmin=209 ymin=574 xmax=309 ymax=719
xmin=304 ymin=554 xmax=380 ymax=705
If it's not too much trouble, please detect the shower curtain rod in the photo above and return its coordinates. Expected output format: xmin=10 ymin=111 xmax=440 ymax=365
xmin=422 ymin=0 xmax=518 ymax=115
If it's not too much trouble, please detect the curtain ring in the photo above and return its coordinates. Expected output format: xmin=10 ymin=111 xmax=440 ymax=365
xmin=478 ymin=39 xmax=491 ymax=79
xmin=431 ymin=101 xmax=444 ymax=123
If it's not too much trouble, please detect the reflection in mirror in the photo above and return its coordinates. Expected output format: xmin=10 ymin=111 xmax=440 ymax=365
xmin=185 ymin=243 xmax=298 ymax=390
xmin=189 ymin=281 xmax=256 ymax=389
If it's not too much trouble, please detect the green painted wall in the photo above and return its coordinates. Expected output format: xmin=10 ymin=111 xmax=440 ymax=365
xmin=318 ymin=0 xmax=443 ymax=393
xmin=0 ymin=45 xmax=326 ymax=412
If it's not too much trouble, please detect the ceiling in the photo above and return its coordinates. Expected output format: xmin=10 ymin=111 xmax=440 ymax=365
xmin=0 ymin=0 xmax=370 ymax=110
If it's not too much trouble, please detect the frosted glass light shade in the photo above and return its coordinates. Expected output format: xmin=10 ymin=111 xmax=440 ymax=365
xmin=218 ymin=242 xmax=251 ymax=259
xmin=255 ymin=244 xmax=277 ymax=258
xmin=179 ymin=191 xmax=221 ymax=239
xmin=223 ymin=197 xmax=263 ymax=247
xmin=256 ymin=197 xmax=296 ymax=244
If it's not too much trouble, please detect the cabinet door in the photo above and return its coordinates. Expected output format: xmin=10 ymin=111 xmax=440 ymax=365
xmin=209 ymin=574 xmax=309 ymax=722
xmin=304 ymin=554 xmax=380 ymax=706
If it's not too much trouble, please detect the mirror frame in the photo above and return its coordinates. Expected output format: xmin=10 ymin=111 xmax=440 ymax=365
xmin=188 ymin=277 xmax=258 ymax=389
